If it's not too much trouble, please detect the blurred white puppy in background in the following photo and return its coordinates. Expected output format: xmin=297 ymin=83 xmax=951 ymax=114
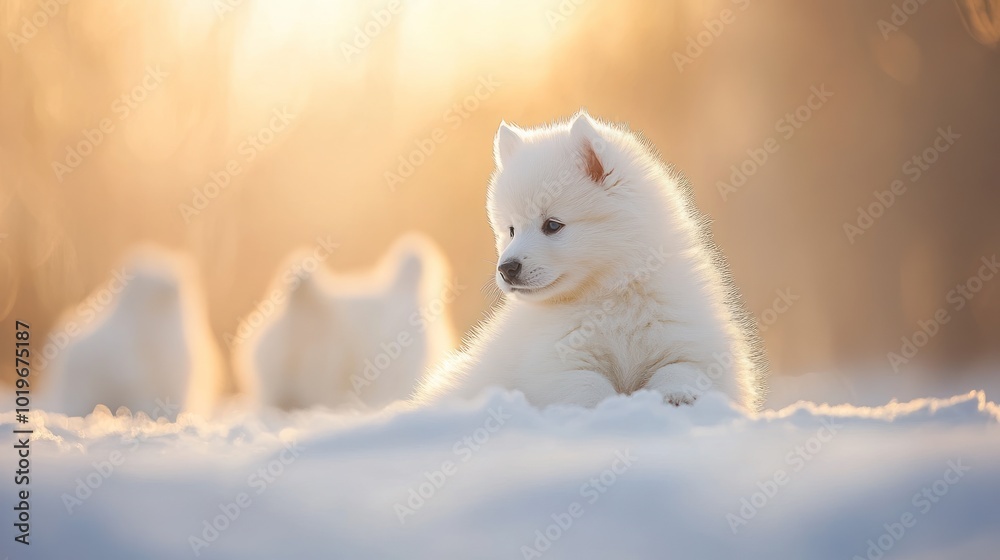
xmin=234 ymin=233 xmax=458 ymax=410
xmin=39 ymin=245 xmax=223 ymax=418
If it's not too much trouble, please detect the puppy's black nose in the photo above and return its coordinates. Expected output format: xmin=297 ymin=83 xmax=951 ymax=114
xmin=498 ymin=259 xmax=522 ymax=284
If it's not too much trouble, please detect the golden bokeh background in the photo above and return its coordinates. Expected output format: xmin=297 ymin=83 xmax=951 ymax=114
xmin=1 ymin=0 xmax=998 ymax=394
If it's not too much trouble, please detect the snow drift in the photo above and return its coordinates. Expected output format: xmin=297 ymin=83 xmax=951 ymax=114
xmin=2 ymin=390 xmax=999 ymax=559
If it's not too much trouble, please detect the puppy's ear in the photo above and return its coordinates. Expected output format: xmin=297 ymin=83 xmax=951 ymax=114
xmin=288 ymin=266 xmax=325 ymax=307
xmin=570 ymin=111 xmax=609 ymax=186
xmin=494 ymin=121 xmax=525 ymax=168
xmin=388 ymin=248 xmax=424 ymax=294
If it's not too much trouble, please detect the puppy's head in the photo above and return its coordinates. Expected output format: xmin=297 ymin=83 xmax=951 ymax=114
xmin=120 ymin=246 xmax=187 ymax=314
xmin=487 ymin=111 xmax=649 ymax=302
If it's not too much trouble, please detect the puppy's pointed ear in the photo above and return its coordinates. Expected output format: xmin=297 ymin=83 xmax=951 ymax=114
xmin=570 ymin=111 xmax=609 ymax=186
xmin=494 ymin=120 xmax=525 ymax=168
xmin=288 ymin=265 xmax=325 ymax=305
xmin=570 ymin=110 xmax=600 ymax=139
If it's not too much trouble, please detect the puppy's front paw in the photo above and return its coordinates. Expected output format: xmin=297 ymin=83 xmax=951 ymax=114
xmin=646 ymin=362 xmax=706 ymax=407
xmin=663 ymin=391 xmax=699 ymax=407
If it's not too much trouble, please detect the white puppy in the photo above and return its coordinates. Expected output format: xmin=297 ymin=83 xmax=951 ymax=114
xmin=234 ymin=233 xmax=458 ymax=410
xmin=416 ymin=111 xmax=766 ymax=410
xmin=40 ymin=246 xmax=223 ymax=418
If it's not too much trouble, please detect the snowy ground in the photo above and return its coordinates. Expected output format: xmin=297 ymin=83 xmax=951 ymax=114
xmin=3 ymin=380 xmax=999 ymax=560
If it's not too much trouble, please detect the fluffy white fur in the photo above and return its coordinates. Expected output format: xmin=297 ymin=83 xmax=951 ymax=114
xmin=416 ymin=111 xmax=765 ymax=410
xmin=40 ymin=246 xmax=223 ymax=418
xmin=234 ymin=233 xmax=457 ymax=410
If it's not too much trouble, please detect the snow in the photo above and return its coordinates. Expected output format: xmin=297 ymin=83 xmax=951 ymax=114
xmin=4 ymin=387 xmax=999 ymax=559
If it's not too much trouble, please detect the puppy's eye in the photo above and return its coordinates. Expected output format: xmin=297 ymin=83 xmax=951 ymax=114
xmin=542 ymin=219 xmax=565 ymax=235
xmin=509 ymin=226 xmax=515 ymax=238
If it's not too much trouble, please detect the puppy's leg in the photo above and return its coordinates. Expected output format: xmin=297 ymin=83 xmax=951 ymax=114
xmin=646 ymin=362 xmax=711 ymax=406
xmin=532 ymin=370 xmax=618 ymax=407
